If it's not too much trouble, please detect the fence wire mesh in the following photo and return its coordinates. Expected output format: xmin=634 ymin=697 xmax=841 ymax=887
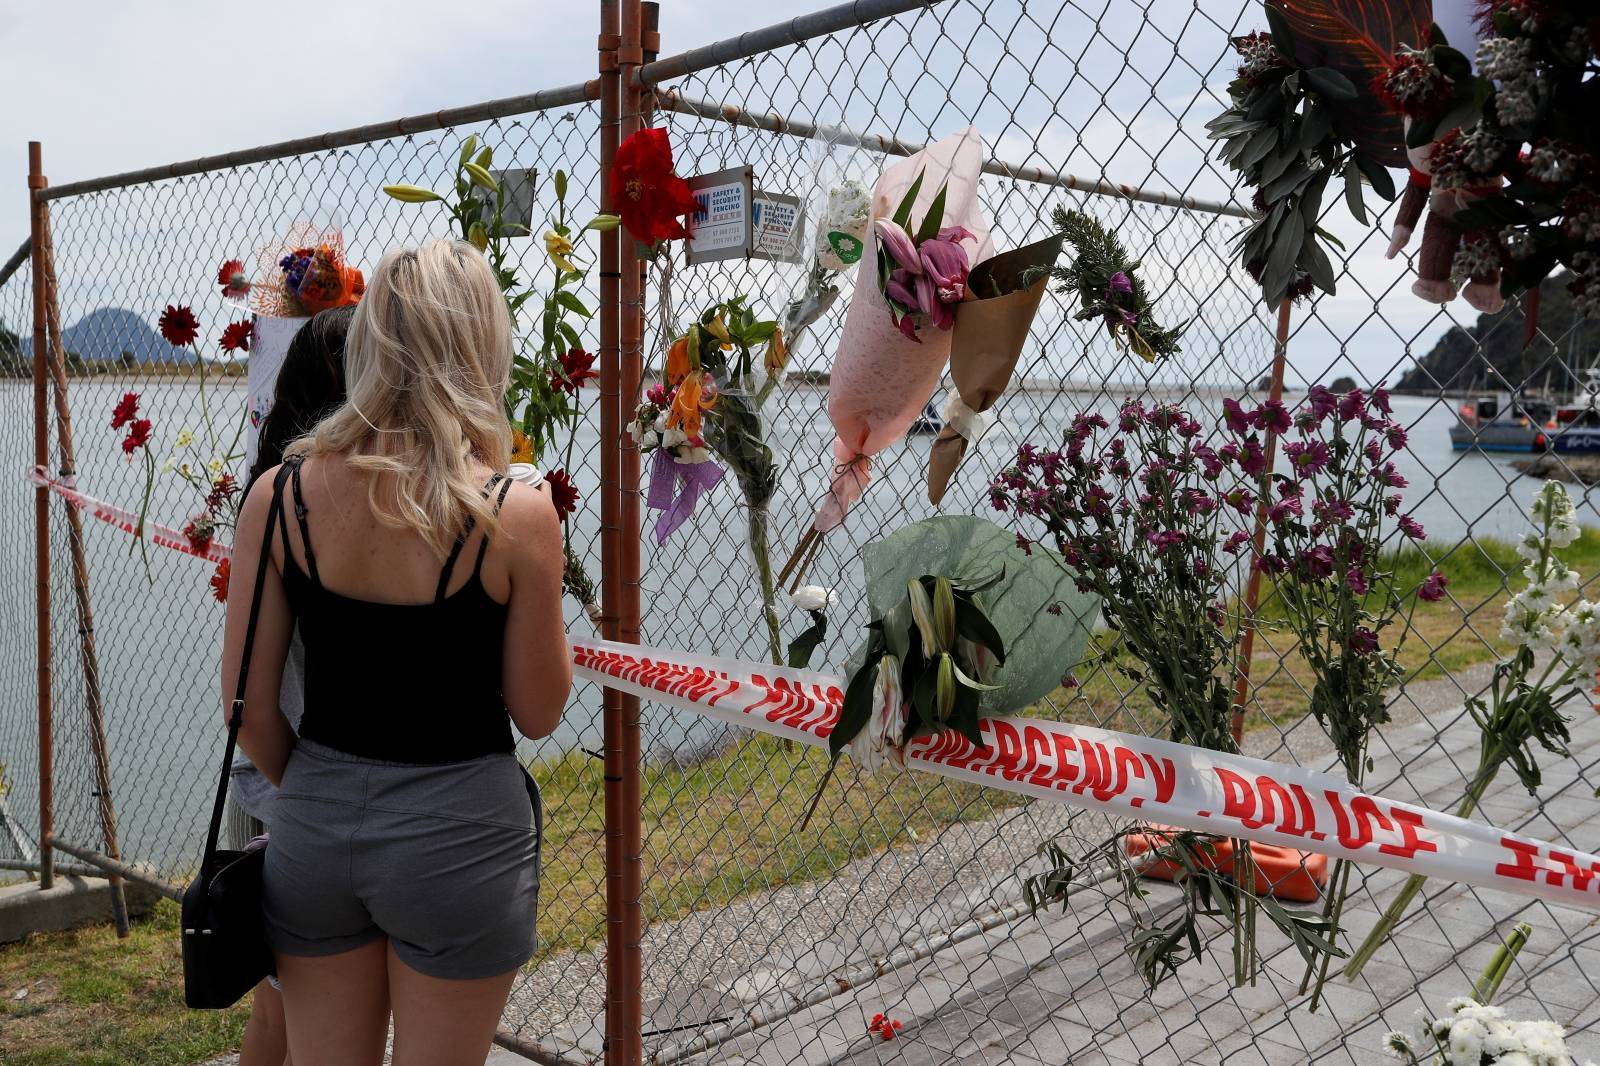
xmin=1 ymin=0 xmax=1598 ymax=1064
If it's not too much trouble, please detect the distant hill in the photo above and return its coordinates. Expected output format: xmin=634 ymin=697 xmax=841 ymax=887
xmin=1396 ymin=275 xmax=1600 ymax=394
xmin=20 ymin=307 xmax=187 ymax=365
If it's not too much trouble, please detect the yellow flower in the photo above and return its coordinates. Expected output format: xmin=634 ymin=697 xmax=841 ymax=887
xmin=764 ymin=328 xmax=787 ymax=374
xmin=174 ymin=429 xmax=195 ymax=449
xmin=158 ymin=455 xmax=176 ymax=474
xmin=705 ymin=311 xmax=732 ymax=348
xmin=207 ymin=458 xmax=225 ymax=477
xmin=178 ymin=463 xmax=193 ymax=479
xmin=543 ymin=230 xmax=577 ymax=273
xmin=511 ymin=428 xmax=534 ymax=464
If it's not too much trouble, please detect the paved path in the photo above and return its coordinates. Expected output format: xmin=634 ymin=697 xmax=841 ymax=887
xmin=642 ymin=696 xmax=1600 ymax=1065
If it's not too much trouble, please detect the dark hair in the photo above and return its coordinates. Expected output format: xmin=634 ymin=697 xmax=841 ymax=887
xmin=246 ymin=305 xmax=355 ymax=489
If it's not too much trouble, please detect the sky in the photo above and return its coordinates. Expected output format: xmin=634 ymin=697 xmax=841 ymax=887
xmin=0 ymin=0 xmax=1479 ymax=387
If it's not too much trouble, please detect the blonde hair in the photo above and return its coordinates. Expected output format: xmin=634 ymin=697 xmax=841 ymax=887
xmin=292 ymin=239 xmax=513 ymax=557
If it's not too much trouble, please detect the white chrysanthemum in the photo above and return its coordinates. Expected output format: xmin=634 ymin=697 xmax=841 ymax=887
xmin=1448 ymin=1016 xmax=1487 ymax=1066
xmin=1446 ymin=996 xmax=1479 ymax=1014
xmin=1382 ymin=1031 xmax=1414 ymax=1059
xmin=1485 ymin=1019 xmax=1521 ymax=1056
xmin=1497 ymin=1053 xmax=1535 ymax=1066
xmin=789 ymin=585 xmax=838 ymax=612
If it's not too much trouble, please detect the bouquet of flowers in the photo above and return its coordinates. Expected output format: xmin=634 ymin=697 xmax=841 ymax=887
xmin=1217 ymin=383 xmax=1442 ymax=1005
xmin=246 ymin=223 xmax=364 ymax=319
xmin=991 ymin=401 xmax=1337 ymax=986
xmin=1046 ymin=208 xmax=1183 ymax=362
xmin=642 ymin=297 xmax=788 ymax=664
xmin=1205 ymin=8 xmax=1401 ymax=305
xmin=782 ymin=179 xmax=871 ymax=353
xmin=1345 ymin=481 xmax=1585 ymax=979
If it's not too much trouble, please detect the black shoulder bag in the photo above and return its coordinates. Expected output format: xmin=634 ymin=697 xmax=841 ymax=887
xmin=181 ymin=463 xmax=290 ymax=1009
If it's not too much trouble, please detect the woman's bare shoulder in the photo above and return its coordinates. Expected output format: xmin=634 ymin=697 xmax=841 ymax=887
xmin=498 ymin=478 xmax=560 ymax=543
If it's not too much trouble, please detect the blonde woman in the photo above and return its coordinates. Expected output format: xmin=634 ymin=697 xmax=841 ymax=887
xmin=221 ymin=239 xmax=570 ymax=1066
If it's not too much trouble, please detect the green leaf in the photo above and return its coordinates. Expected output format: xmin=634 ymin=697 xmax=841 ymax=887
xmin=1301 ymin=233 xmax=1337 ymax=294
xmin=1299 ymin=103 xmax=1332 ymax=150
xmin=788 ymin=611 xmax=828 ymax=669
xmin=1263 ymin=5 xmax=1295 ymax=57
xmin=829 ymin=647 xmax=883 ymax=758
xmin=1342 ymin=159 xmax=1367 ymax=225
xmin=1303 ymin=66 xmax=1358 ymax=102
xmin=555 ymin=291 xmax=592 ymax=318
xmin=914 ymin=182 xmax=950 ymax=244
xmin=953 ymin=599 xmax=1007 ymax=664
xmin=891 ymin=170 xmax=926 ymax=230
xmin=1355 ymin=155 xmax=1396 ymax=201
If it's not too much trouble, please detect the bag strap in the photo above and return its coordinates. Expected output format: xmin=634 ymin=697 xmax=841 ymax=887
xmin=198 ymin=463 xmax=293 ymax=889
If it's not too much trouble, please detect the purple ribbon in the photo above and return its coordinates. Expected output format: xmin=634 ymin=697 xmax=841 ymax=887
xmin=646 ymin=449 xmax=725 ymax=545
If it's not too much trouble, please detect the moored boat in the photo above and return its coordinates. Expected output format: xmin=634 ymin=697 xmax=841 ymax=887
xmin=1448 ymin=395 xmax=1552 ymax=453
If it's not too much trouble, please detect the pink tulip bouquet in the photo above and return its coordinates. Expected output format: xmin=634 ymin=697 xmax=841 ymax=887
xmin=873 ymin=174 xmax=974 ymax=341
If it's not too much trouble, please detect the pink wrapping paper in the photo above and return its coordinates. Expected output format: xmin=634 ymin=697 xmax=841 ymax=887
xmin=813 ymin=127 xmax=992 ymax=532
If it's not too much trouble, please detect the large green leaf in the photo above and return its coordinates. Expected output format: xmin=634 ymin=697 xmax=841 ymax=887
xmin=850 ymin=516 xmax=1099 ymax=715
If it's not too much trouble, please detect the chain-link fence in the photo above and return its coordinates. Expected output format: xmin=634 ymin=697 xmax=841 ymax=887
xmin=3 ymin=0 xmax=1599 ymax=1063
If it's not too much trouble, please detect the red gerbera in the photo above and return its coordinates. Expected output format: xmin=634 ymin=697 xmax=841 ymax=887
xmin=544 ymin=468 xmax=580 ymax=520
xmin=210 ymin=557 xmax=231 ymax=603
xmin=610 ymin=128 xmax=696 ymax=245
xmin=121 ymin=418 xmax=153 ymax=455
xmin=217 ymin=258 xmax=249 ymax=299
xmin=552 ymin=348 xmax=599 ymax=395
xmin=183 ymin=515 xmax=216 ymax=555
xmin=110 ymin=391 xmax=140 ymax=430
xmin=159 ymin=305 xmax=199 ymax=348
xmin=218 ymin=321 xmax=253 ymax=354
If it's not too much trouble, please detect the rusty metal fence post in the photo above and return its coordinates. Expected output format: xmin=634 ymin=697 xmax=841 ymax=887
xmin=26 ymin=141 xmax=54 ymax=892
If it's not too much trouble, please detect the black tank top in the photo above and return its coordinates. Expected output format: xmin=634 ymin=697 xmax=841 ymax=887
xmin=277 ymin=457 xmax=517 ymax=763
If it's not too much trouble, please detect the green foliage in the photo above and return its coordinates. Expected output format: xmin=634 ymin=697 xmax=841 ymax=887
xmin=1045 ymin=207 xmax=1183 ymax=361
xmin=1206 ymin=10 xmax=1395 ymax=306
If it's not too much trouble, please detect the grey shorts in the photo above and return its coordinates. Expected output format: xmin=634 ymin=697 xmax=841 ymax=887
xmin=262 ymin=738 xmax=541 ymax=980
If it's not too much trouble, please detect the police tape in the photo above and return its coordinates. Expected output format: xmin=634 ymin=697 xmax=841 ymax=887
xmin=572 ymin=637 xmax=1600 ymax=912
xmin=26 ymin=466 xmax=232 ymax=564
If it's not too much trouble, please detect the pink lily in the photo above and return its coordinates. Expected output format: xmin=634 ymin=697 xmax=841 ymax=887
xmin=874 ymin=219 xmax=922 ymax=274
xmin=919 ymin=237 xmax=970 ymax=305
xmin=936 ymin=225 xmax=975 ymax=244
xmin=885 ymin=268 xmax=920 ymax=311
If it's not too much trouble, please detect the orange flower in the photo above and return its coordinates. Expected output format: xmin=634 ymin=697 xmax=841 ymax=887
xmin=666 ymin=372 xmax=717 ymax=439
xmin=666 ymin=334 xmax=691 ymax=384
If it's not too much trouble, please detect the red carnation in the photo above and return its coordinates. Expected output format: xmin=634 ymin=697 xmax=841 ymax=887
xmin=544 ymin=468 xmax=580 ymax=520
xmin=210 ymin=557 xmax=231 ymax=603
xmin=121 ymin=418 xmax=153 ymax=455
xmin=218 ymin=320 xmax=253 ymax=354
xmin=610 ymin=128 xmax=696 ymax=245
xmin=110 ymin=391 xmax=140 ymax=430
xmin=159 ymin=305 xmax=199 ymax=348
xmin=217 ymin=258 xmax=249 ymax=299
xmin=552 ymin=348 xmax=599 ymax=395
xmin=183 ymin=516 xmax=215 ymax=555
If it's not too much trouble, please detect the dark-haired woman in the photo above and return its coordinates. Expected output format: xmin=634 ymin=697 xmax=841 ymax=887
xmin=229 ymin=305 xmax=354 ymax=1066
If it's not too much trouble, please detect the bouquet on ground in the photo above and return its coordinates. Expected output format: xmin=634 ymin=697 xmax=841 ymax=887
xmin=991 ymin=401 xmax=1338 ymax=987
xmin=640 ymin=298 xmax=789 ymax=664
xmin=782 ymin=179 xmax=871 ymax=353
xmin=1346 ymin=481 xmax=1586 ymax=980
xmin=1217 ymin=383 xmax=1441 ymax=1006
xmin=1384 ymin=922 xmax=1599 ymax=1066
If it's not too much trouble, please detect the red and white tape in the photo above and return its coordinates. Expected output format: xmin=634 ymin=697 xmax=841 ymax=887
xmin=26 ymin=466 xmax=232 ymax=564
xmin=572 ymin=637 xmax=1600 ymax=912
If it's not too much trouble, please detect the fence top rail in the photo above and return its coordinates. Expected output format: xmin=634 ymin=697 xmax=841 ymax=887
xmin=634 ymin=0 xmax=944 ymax=87
xmin=0 ymin=237 xmax=29 ymax=290
xmin=656 ymin=90 xmax=1255 ymax=221
xmin=34 ymin=81 xmax=599 ymax=204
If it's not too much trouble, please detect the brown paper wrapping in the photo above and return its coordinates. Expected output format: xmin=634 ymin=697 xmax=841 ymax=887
xmin=927 ymin=234 xmax=1064 ymax=504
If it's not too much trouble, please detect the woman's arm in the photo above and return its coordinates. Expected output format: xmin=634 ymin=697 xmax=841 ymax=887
xmin=500 ymin=481 xmax=571 ymax=740
xmin=219 ymin=469 xmax=296 ymax=784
